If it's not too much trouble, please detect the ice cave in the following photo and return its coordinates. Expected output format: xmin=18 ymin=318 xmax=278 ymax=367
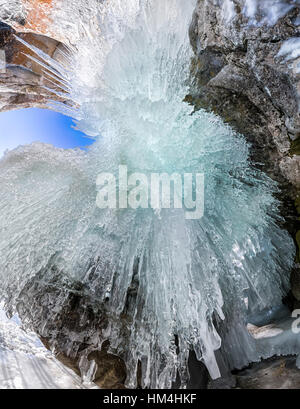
xmin=0 ymin=0 xmax=300 ymax=391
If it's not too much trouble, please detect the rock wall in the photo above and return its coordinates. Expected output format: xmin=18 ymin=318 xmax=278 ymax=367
xmin=188 ymin=0 xmax=300 ymax=302
xmin=188 ymin=0 xmax=300 ymax=192
xmin=0 ymin=0 xmax=92 ymax=112
xmin=0 ymin=21 xmax=70 ymax=111
xmin=2 ymin=2 xmax=300 ymax=185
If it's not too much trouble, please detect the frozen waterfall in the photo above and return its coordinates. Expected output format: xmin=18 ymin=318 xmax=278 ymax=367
xmin=0 ymin=0 xmax=296 ymax=388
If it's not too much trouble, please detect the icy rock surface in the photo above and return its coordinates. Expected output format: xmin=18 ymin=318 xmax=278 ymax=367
xmin=189 ymin=0 xmax=300 ymax=190
xmin=0 ymin=308 xmax=93 ymax=389
xmin=0 ymin=0 xmax=25 ymax=26
xmin=242 ymin=0 xmax=300 ymax=26
xmin=0 ymin=0 xmax=296 ymax=388
xmin=278 ymin=37 xmax=300 ymax=73
xmin=212 ymin=0 xmax=300 ymax=26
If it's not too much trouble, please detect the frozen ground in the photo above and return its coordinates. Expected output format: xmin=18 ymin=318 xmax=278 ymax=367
xmin=0 ymin=308 xmax=95 ymax=389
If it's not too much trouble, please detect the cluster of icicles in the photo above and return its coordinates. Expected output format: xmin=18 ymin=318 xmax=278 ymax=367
xmin=0 ymin=0 xmax=296 ymax=388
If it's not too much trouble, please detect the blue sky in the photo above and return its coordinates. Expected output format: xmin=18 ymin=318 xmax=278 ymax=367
xmin=0 ymin=108 xmax=93 ymax=157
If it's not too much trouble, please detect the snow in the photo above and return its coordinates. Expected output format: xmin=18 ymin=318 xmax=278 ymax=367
xmin=243 ymin=0 xmax=299 ymax=26
xmin=0 ymin=308 xmax=95 ymax=389
xmin=0 ymin=0 xmax=296 ymax=388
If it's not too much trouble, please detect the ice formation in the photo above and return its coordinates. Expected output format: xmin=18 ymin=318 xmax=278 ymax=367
xmin=220 ymin=0 xmax=300 ymax=27
xmin=242 ymin=0 xmax=300 ymax=26
xmin=277 ymin=37 xmax=300 ymax=74
xmin=0 ymin=307 xmax=94 ymax=389
xmin=222 ymin=0 xmax=236 ymax=23
xmin=0 ymin=0 xmax=296 ymax=388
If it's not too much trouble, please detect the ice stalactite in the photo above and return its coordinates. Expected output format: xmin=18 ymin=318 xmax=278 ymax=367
xmin=0 ymin=0 xmax=296 ymax=388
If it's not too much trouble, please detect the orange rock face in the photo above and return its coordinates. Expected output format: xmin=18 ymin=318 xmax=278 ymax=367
xmin=23 ymin=0 xmax=54 ymax=35
xmin=11 ymin=0 xmax=54 ymax=38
